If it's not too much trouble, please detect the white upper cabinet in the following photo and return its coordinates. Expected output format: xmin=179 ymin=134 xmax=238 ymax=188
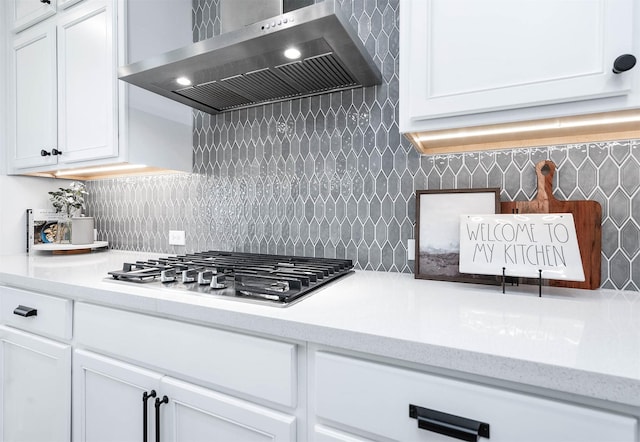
xmin=11 ymin=0 xmax=57 ymax=33
xmin=399 ymin=0 xmax=640 ymax=133
xmin=10 ymin=23 xmax=58 ymax=169
xmin=57 ymin=0 xmax=116 ymax=163
xmin=8 ymin=0 xmax=114 ymax=171
xmin=5 ymin=0 xmax=193 ymax=178
xmin=12 ymin=0 xmax=86 ymax=33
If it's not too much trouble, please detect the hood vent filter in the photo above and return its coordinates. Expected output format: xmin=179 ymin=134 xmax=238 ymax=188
xmin=174 ymin=52 xmax=356 ymax=112
xmin=278 ymin=53 xmax=355 ymax=91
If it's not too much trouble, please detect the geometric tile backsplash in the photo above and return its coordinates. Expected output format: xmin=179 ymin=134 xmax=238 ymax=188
xmin=85 ymin=0 xmax=640 ymax=291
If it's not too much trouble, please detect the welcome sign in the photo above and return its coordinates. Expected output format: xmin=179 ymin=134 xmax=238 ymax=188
xmin=459 ymin=213 xmax=585 ymax=281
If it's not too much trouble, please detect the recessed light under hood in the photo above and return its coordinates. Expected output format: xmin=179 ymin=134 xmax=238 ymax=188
xmin=118 ymin=0 xmax=382 ymax=115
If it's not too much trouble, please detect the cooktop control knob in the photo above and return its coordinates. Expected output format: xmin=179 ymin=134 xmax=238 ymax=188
xmin=210 ymin=274 xmax=226 ymax=289
xmin=182 ymin=269 xmax=196 ymax=283
xmin=197 ymin=270 xmax=212 ymax=285
xmin=160 ymin=269 xmax=176 ymax=283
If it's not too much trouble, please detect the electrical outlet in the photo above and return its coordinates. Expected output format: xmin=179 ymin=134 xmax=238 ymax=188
xmin=169 ymin=230 xmax=185 ymax=246
xmin=407 ymin=239 xmax=415 ymax=261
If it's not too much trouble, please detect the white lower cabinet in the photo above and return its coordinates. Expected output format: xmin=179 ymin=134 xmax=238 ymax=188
xmin=73 ymin=302 xmax=298 ymax=442
xmin=0 ymin=325 xmax=71 ymax=442
xmin=1 ymin=289 xmax=638 ymax=442
xmin=73 ymin=349 xmax=162 ymax=442
xmin=0 ymin=287 xmax=73 ymax=442
xmin=73 ymin=349 xmax=295 ymax=442
xmin=162 ymin=376 xmax=296 ymax=442
xmin=311 ymin=351 xmax=638 ymax=442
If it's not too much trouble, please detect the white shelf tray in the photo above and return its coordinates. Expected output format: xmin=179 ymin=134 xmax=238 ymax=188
xmin=32 ymin=241 xmax=109 ymax=252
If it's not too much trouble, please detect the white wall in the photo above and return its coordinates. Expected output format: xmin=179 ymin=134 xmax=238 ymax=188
xmin=1 ymin=0 xmax=6 ymax=177
xmin=0 ymin=176 xmax=76 ymax=254
xmin=0 ymin=4 xmax=70 ymax=254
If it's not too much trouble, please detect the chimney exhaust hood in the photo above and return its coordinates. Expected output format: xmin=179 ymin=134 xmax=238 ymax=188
xmin=118 ymin=0 xmax=382 ymax=115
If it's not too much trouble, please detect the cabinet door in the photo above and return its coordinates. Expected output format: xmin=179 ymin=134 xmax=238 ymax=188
xmin=57 ymin=0 xmax=117 ymax=165
xmin=10 ymin=24 xmax=59 ymax=170
xmin=73 ymin=349 xmax=163 ymax=442
xmin=161 ymin=377 xmax=297 ymax=442
xmin=0 ymin=326 xmax=71 ymax=442
xmin=401 ymin=0 xmax=635 ymax=124
xmin=11 ymin=0 xmax=57 ymax=33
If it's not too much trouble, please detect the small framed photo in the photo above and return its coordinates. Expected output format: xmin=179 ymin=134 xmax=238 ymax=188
xmin=415 ymin=188 xmax=501 ymax=283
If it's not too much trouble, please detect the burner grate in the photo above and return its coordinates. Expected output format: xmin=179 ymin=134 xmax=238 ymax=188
xmin=108 ymin=251 xmax=353 ymax=306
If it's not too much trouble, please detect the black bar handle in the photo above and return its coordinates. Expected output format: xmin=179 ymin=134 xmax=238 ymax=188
xmin=13 ymin=305 xmax=37 ymax=317
xmin=409 ymin=404 xmax=490 ymax=442
xmin=41 ymin=0 xmax=51 ymax=3
xmin=142 ymin=390 xmax=156 ymax=442
xmin=155 ymin=395 xmax=169 ymax=442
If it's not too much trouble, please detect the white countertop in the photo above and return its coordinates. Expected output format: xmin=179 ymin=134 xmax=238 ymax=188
xmin=0 ymin=250 xmax=639 ymax=408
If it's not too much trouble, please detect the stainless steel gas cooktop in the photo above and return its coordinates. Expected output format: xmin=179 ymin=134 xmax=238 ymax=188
xmin=108 ymin=251 xmax=353 ymax=306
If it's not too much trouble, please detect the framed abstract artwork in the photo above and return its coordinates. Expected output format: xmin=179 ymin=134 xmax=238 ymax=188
xmin=415 ymin=188 xmax=500 ymax=283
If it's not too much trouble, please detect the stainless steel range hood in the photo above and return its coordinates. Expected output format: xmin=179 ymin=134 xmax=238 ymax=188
xmin=118 ymin=0 xmax=382 ymax=115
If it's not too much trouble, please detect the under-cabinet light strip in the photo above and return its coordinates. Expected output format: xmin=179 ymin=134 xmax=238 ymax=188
xmin=55 ymin=164 xmax=147 ymax=176
xmin=417 ymin=112 xmax=640 ymax=142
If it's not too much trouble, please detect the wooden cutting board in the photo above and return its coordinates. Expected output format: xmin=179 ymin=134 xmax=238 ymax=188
xmin=500 ymin=160 xmax=601 ymax=289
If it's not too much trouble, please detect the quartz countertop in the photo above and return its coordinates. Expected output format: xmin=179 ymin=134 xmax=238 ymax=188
xmin=0 ymin=250 xmax=638 ymax=408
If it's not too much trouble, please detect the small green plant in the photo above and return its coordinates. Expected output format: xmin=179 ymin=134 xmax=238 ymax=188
xmin=48 ymin=181 xmax=88 ymax=217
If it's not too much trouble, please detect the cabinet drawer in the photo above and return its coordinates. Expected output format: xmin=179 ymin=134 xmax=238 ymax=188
xmin=74 ymin=302 xmax=297 ymax=407
xmin=0 ymin=286 xmax=72 ymax=340
xmin=314 ymin=352 xmax=638 ymax=442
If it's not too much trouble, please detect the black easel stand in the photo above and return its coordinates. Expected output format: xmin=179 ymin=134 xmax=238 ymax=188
xmin=538 ymin=269 xmax=542 ymax=297
xmin=499 ymin=268 xmax=543 ymax=297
